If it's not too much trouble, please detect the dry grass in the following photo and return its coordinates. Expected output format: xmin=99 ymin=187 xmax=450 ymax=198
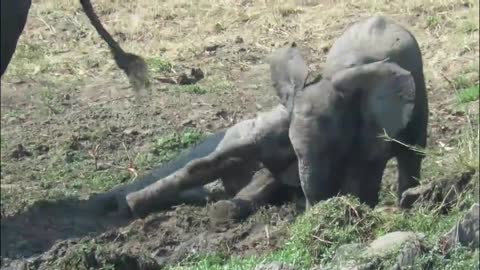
xmin=13 ymin=0 xmax=478 ymax=81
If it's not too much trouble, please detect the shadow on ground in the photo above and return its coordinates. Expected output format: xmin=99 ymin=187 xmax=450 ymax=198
xmin=1 ymin=195 xmax=132 ymax=259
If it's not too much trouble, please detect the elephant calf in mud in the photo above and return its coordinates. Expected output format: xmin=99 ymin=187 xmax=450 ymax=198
xmin=284 ymin=15 xmax=429 ymax=209
xmin=108 ymin=15 xmax=428 ymax=219
xmin=124 ymin=102 xmax=302 ymax=220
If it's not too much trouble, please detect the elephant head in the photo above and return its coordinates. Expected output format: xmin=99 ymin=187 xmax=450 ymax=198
xmin=268 ymin=43 xmax=309 ymax=113
xmin=331 ymin=59 xmax=416 ymax=137
xmin=285 ymin=55 xmax=417 ymax=209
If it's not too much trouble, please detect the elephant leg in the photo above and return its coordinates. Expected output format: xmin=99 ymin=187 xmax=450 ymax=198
xmin=339 ymin=162 xmax=361 ymax=198
xmin=294 ymin=148 xmax=337 ymax=209
xmin=209 ymin=168 xmax=282 ymax=221
xmin=396 ymin=148 xmax=422 ymax=207
xmin=358 ymin=159 xmax=388 ymax=207
xmin=341 ymin=159 xmax=387 ymax=208
xmin=221 ymin=161 xmax=259 ymax=197
xmin=126 ymin=141 xmax=259 ymax=218
xmin=1 ymin=0 xmax=32 ymax=77
xmin=289 ymin=118 xmax=338 ymax=209
xmin=395 ymin=72 xmax=427 ymax=206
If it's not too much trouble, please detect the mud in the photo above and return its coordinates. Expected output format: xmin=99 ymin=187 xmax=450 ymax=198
xmin=1 ymin=200 xmax=298 ymax=269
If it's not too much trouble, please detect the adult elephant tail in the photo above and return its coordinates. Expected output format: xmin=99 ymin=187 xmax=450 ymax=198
xmin=79 ymin=0 xmax=149 ymax=90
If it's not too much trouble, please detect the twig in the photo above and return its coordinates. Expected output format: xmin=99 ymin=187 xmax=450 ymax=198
xmin=37 ymin=16 xmax=57 ymax=34
xmin=88 ymin=143 xmax=101 ymax=170
xmin=265 ymin=225 xmax=270 ymax=246
xmin=440 ymin=72 xmax=457 ymax=91
xmin=378 ymin=129 xmax=427 ymax=155
xmin=122 ymin=142 xmax=138 ymax=182
xmin=340 ymin=196 xmax=360 ymax=219
xmin=311 ymin=235 xmax=333 ymax=245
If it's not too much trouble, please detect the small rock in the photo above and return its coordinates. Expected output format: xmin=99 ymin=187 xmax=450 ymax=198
xmin=255 ymin=262 xmax=297 ymax=270
xmin=391 ymin=237 xmax=424 ymax=270
xmin=35 ymin=145 xmax=50 ymax=155
xmin=235 ymin=36 xmax=244 ymax=43
xmin=441 ymin=203 xmax=479 ymax=251
xmin=365 ymin=231 xmax=424 ymax=257
xmin=123 ymin=127 xmax=140 ymax=136
xmin=191 ymin=67 xmax=205 ymax=80
xmin=177 ymin=69 xmax=204 ymax=85
xmin=10 ymin=144 xmax=32 ymax=159
xmin=331 ymin=243 xmax=365 ymax=265
xmin=205 ymin=44 xmax=222 ymax=52
xmin=1 ymin=260 xmax=29 ymax=270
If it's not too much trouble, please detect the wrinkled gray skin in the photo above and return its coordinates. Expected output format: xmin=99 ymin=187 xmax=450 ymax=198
xmin=279 ymin=16 xmax=428 ymax=209
xmin=125 ymin=103 xmax=301 ymax=218
xmin=1 ymin=0 xmax=147 ymax=90
xmin=89 ymin=131 xmax=227 ymax=215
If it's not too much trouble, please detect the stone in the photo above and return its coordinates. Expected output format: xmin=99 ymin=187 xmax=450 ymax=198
xmin=442 ymin=203 xmax=479 ymax=250
xmin=390 ymin=239 xmax=424 ymax=270
xmin=254 ymin=262 xmax=298 ymax=270
xmin=320 ymin=232 xmax=424 ymax=270
xmin=1 ymin=260 xmax=29 ymax=270
xmin=330 ymin=243 xmax=366 ymax=266
xmin=365 ymin=231 xmax=424 ymax=257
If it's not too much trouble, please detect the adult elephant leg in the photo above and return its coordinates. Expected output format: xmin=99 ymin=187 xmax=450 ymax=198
xmin=126 ymin=141 xmax=259 ymax=218
xmin=209 ymin=168 xmax=282 ymax=221
xmin=396 ymin=148 xmax=423 ymax=208
xmin=397 ymin=72 xmax=427 ymax=208
xmin=1 ymin=0 xmax=32 ymax=77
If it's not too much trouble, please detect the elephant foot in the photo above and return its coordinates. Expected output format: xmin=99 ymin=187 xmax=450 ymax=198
xmin=208 ymin=199 xmax=254 ymax=223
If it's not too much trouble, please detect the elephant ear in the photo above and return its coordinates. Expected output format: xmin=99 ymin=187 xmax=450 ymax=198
xmin=269 ymin=43 xmax=309 ymax=109
xmin=331 ymin=60 xmax=416 ymax=137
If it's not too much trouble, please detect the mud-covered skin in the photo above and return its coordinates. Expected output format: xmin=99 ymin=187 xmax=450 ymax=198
xmin=125 ymin=104 xmax=300 ymax=219
xmin=1 ymin=0 xmax=147 ymax=90
xmin=287 ymin=16 xmax=428 ymax=208
xmin=89 ymin=131 xmax=227 ymax=216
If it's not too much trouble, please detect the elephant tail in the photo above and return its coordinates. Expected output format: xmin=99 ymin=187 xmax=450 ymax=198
xmin=79 ymin=0 xmax=124 ymax=54
xmin=79 ymin=0 xmax=149 ymax=90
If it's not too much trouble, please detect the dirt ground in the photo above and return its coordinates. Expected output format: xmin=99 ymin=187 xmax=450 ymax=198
xmin=1 ymin=0 xmax=478 ymax=269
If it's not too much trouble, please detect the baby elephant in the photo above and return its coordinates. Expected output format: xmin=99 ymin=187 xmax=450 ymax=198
xmin=272 ymin=15 xmax=428 ymax=209
xmin=125 ymin=103 xmax=301 ymax=219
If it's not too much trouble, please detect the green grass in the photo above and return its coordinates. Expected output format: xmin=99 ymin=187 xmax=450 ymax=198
xmin=426 ymin=15 xmax=441 ymax=29
xmin=457 ymin=85 xmax=480 ymax=104
xmin=5 ymin=43 xmax=48 ymax=77
xmin=151 ymin=128 xmax=205 ymax=162
xmin=0 ymin=128 xmax=206 ymax=216
xmin=172 ymin=84 xmax=209 ymax=94
xmin=147 ymin=57 xmax=173 ymax=73
xmin=170 ymin=194 xmax=478 ymax=269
